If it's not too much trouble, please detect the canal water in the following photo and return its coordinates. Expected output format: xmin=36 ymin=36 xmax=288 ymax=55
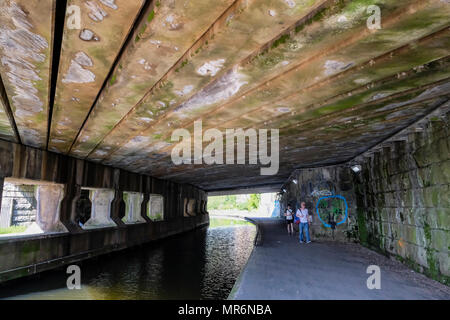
xmin=0 ymin=217 xmax=256 ymax=300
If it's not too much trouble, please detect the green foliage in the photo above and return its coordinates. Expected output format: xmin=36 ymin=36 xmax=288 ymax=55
xmin=209 ymin=218 xmax=251 ymax=228
xmin=247 ymin=194 xmax=260 ymax=210
xmin=0 ymin=225 xmax=27 ymax=234
xmin=207 ymin=194 xmax=261 ymax=211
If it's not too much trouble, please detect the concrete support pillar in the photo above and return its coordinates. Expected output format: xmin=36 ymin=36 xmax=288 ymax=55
xmin=83 ymin=189 xmax=116 ymax=228
xmin=148 ymin=194 xmax=164 ymax=221
xmin=183 ymin=198 xmax=190 ymax=217
xmin=32 ymin=184 xmax=68 ymax=233
xmin=187 ymin=199 xmax=197 ymax=216
xmin=123 ymin=192 xmax=145 ymax=224
xmin=201 ymin=200 xmax=208 ymax=215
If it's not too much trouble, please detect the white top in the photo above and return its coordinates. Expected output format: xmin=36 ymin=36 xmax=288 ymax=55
xmin=296 ymin=208 xmax=309 ymax=223
xmin=285 ymin=208 xmax=293 ymax=220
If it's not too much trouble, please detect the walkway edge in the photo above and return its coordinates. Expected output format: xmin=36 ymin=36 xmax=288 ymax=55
xmin=227 ymin=217 xmax=262 ymax=300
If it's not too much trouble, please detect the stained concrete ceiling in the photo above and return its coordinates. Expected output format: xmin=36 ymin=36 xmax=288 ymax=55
xmin=0 ymin=0 xmax=449 ymax=192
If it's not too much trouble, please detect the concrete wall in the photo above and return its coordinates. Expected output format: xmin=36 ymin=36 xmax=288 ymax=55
xmin=354 ymin=114 xmax=449 ymax=285
xmin=0 ymin=140 xmax=208 ymax=283
xmin=280 ymin=165 xmax=358 ymax=242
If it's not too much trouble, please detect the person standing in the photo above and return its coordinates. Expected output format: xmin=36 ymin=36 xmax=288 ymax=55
xmin=296 ymin=202 xmax=311 ymax=244
xmin=284 ymin=205 xmax=294 ymax=235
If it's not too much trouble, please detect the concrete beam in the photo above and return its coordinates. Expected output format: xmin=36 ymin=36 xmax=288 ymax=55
xmin=0 ymin=0 xmax=56 ymax=148
xmin=49 ymin=0 xmax=145 ymax=153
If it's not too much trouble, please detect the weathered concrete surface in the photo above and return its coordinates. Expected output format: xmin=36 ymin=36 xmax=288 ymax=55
xmin=0 ymin=0 xmax=55 ymax=148
xmin=77 ymin=0 xmax=450 ymax=190
xmin=82 ymin=188 xmax=116 ymax=228
xmin=231 ymin=218 xmax=450 ymax=300
xmin=70 ymin=0 xmax=237 ymax=158
xmin=49 ymin=0 xmax=145 ymax=153
xmin=0 ymin=0 xmax=449 ymax=191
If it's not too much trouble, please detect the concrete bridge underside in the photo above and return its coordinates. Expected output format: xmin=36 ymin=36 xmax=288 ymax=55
xmin=0 ymin=0 xmax=449 ymax=290
xmin=0 ymin=0 xmax=448 ymax=192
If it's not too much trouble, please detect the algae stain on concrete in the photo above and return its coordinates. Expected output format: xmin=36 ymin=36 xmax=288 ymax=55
xmin=0 ymin=1 xmax=48 ymax=118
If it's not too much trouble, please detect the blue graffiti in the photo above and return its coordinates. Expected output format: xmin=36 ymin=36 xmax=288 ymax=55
xmin=315 ymin=195 xmax=348 ymax=228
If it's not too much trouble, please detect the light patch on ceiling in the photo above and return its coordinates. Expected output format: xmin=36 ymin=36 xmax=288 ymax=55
xmin=354 ymin=78 xmax=370 ymax=85
xmin=174 ymin=67 xmax=248 ymax=115
xmin=139 ymin=117 xmax=153 ymax=123
xmin=175 ymin=84 xmax=194 ymax=96
xmin=277 ymin=107 xmax=291 ymax=113
xmin=370 ymin=92 xmax=389 ymax=101
xmin=79 ymin=28 xmax=99 ymax=41
xmin=62 ymin=52 xmax=95 ymax=83
xmin=323 ymin=60 xmax=354 ymax=76
xmin=163 ymin=14 xmax=183 ymax=30
xmin=197 ymin=59 xmax=225 ymax=76
xmin=284 ymin=0 xmax=296 ymax=8
xmin=85 ymin=1 xmax=108 ymax=22
xmin=99 ymin=0 xmax=118 ymax=10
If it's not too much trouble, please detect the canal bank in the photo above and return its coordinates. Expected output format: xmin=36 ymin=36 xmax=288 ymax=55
xmin=229 ymin=218 xmax=450 ymax=300
xmin=0 ymin=217 xmax=256 ymax=299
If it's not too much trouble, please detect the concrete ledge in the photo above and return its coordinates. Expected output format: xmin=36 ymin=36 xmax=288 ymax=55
xmin=228 ymin=217 xmax=269 ymax=300
xmin=244 ymin=217 xmax=266 ymax=246
xmin=0 ymin=215 xmax=209 ymax=283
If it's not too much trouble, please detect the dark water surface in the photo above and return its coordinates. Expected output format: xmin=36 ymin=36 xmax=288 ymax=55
xmin=0 ymin=218 xmax=256 ymax=300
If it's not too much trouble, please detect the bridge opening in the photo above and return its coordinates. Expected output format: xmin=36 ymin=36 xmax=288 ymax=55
xmin=147 ymin=194 xmax=164 ymax=221
xmin=0 ymin=178 xmax=66 ymax=237
xmin=207 ymin=193 xmax=277 ymax=219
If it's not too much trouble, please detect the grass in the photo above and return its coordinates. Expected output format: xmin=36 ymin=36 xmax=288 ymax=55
xmin=0 ymin=225 xmax=27 ymax=234
xmin=209 ymin=217 xmax=252 ymax=228
xmin=149 ymin=213 xmax=163 ymax=221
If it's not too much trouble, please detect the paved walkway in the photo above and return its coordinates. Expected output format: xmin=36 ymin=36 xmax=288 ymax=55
xmin=230 ymin=218 xmax=450 ymax=300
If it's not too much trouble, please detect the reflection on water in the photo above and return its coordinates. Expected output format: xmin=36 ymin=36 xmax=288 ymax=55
xmin=0 ymin=218 xmax=256 ymax=300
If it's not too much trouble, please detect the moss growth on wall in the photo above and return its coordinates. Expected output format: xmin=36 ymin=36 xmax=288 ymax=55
xmin=357 ymin=208 xmax=368 ymax=245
